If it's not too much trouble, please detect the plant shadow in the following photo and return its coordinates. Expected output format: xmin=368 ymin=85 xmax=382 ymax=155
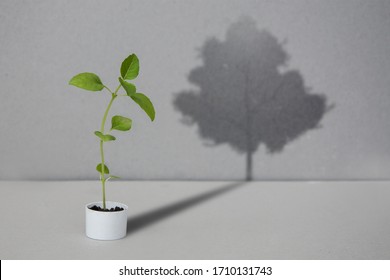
xmin=126 ymin=182 xmax=244 ymax=235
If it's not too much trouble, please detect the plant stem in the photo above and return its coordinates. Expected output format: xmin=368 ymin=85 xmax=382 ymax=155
xmin=103 ymin=85 xmax=113 ymax=94
xmin=100 ymin=140 xmax=106 ymax=208
xmin=100 ymin=93 xmax=117 ymax=209
xmin=113 ymin=84 xmax=121 ymax=95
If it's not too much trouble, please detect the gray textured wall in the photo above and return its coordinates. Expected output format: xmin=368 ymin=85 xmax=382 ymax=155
xmin=1 ymin=0 xmax=390 ymax=180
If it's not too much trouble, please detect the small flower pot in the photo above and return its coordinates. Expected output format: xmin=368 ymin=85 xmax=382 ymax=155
xmin=85 ymin=201 xmax=128 ymax=240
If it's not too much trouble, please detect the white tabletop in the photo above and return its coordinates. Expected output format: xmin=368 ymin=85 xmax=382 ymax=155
xmin=0 ymin=181 xmax=389 ymax=259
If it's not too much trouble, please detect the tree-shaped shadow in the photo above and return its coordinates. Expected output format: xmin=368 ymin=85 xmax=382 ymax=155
xmin=174 ymin=17 xmax=333 ymax=180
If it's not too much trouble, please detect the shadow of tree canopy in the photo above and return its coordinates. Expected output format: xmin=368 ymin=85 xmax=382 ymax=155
xmin=174 ymin=17 xmax=333 ymax=180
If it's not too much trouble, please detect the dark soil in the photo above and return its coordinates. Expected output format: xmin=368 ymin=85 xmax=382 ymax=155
xmin=89 ymin=205 xmax=124 ymax=212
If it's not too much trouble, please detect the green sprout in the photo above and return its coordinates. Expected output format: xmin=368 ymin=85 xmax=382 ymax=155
xmin=69 ymin=54 xmax=155 ymax=209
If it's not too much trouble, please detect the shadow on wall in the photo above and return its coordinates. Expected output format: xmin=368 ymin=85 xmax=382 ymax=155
xmin=174 ymin=17 xmax=333 ymax=181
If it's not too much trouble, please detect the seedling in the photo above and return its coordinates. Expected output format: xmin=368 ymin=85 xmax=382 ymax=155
xmin=69 ymin=54 xmax=155 ymax=209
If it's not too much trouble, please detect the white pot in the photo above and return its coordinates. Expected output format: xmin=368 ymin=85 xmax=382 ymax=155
xmin=85 ymin=201 xmax=128 ymax=240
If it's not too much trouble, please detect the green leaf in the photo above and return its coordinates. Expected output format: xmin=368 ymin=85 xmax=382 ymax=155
xmin=119 ymin=77 xmax=155 ymax=121
xmin=130 ymin=92 xmax=155 ymax=121
xmin=96 ymin=163 xmax=109 ymax=174
xmin=120 ymin=54 xmax=139 ymax=80
xmin=94 ymin=131 xmax=116 ymax=142
xmin=119 ymin=77 xmax=136 ymax=96
xmin=108 ymin=175 xmax=121 ymax=180
xmin=111 ymin=115 xmax=132 ymax=131
xmin=69 ymin=72 xmax=104 ymax=91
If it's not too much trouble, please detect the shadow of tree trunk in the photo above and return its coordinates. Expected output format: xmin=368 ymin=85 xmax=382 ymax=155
xmin=246 ymin=150 xmax=253 ymax=181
